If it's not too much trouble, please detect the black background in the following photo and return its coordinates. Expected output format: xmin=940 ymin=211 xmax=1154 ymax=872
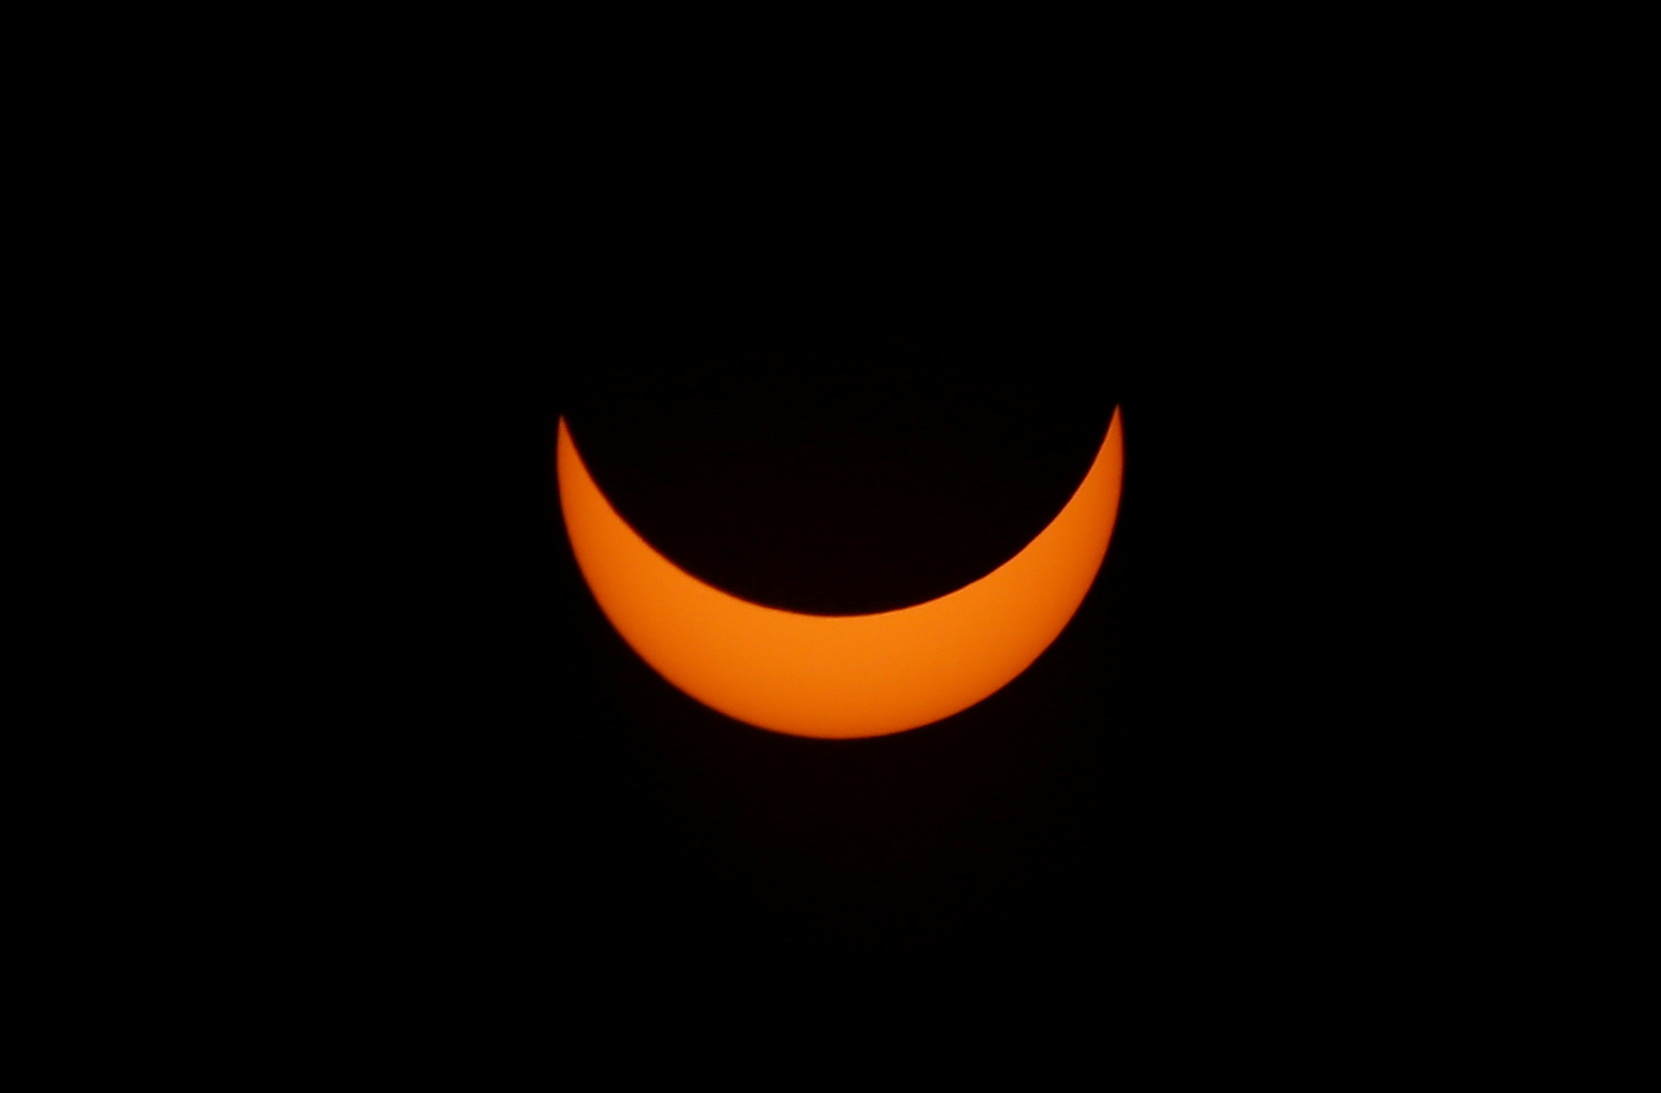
xmin=369 ymin=306 xmax=1262 ymax=990
xmin=308 ymin=116 xmax=1419 ymax=993
xmin=96 ymin=31 xmax=1526 ymax=1040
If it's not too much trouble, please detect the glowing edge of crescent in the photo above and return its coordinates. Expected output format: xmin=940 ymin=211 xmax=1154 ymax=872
xmin=558 ymin=408 xmax=1123 ymax=739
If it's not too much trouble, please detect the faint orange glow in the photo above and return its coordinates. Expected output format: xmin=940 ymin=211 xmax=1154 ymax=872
xmin=558 ymin=408 xmax=1123 ymax=739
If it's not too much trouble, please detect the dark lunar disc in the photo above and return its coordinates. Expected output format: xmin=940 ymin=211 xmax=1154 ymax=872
xmin=563 ymin=335 xmax=1121 ymax=616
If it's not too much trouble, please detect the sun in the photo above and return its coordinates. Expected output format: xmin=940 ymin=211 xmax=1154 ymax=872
xmin=558 ymin=409 xmax=1123 ymax=738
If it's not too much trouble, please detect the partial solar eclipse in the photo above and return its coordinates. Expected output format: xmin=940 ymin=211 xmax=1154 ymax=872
xmin=558 ymin=408 xmax=1123 ymax=739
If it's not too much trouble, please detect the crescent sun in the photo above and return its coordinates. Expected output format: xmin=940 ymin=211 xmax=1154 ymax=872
xmin=557 ymin=408 xmax=1124 ymax=739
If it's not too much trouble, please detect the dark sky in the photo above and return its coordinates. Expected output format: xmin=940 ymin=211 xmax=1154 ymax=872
xmin=286 ymin=248 xmax=1426 ymax=1020
xmin=174 ymin=51 xmax=1467 ymax=1029
xmin=395 ymin=322 xmax=1188 ymax=979
xmin=314 ymin=143 xmax=1399 ymax=990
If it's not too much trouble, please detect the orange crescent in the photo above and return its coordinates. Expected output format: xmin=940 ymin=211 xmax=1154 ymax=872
xmin=558 ymin=408 xmax=1123 ymax=739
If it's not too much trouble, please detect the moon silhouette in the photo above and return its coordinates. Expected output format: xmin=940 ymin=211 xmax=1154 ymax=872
xmin=557 ymin=408 xmax=1124 ymax=739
